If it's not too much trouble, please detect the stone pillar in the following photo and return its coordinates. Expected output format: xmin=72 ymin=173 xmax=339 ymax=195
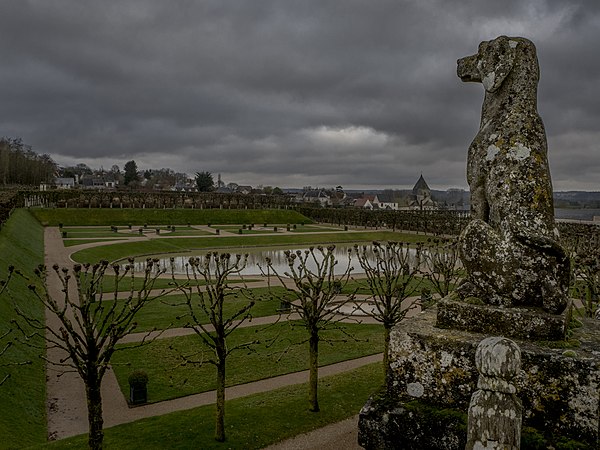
xmin=466 ymin=337 xmax=522 ymax=450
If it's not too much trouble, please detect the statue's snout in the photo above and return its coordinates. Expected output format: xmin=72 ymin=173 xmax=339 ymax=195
xmin=457 ymin=54 xmax=480 ymax=83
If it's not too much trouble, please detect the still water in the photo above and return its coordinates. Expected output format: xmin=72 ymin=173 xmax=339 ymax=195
xmin=128 ymin=244 xmax=421 ymax=277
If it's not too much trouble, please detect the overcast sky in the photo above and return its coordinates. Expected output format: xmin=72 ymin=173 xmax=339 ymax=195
xmin=1 ymin=1 xmax=598 ymax=190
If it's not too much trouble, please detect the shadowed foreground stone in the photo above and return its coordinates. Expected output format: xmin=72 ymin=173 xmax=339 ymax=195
xmin=358 ymin=306 xmax=600 ymax=449
xmin=466 ymin=337 xmax=522 ymax=450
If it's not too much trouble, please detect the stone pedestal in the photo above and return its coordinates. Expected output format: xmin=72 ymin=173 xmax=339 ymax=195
xmin=358 ymin=304 xmax=600 ymax=449
xmin=437 ymin=295 xmax=572 ymax=341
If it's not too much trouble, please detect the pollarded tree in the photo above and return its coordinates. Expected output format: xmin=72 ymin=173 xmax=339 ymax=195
xmin=14 ymin=259 xmax=170 ymax=450
xmin=354 ymin=241 xmax=423 ymax=382
xmin=265 ymin=245 xmax=355 ymax=412
xmin=174 ymin=253 xmax=256 ymax=442
xmin=195 ymin=171 xmax=214 ymax=192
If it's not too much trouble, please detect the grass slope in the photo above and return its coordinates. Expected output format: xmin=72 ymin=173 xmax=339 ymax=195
xmin=41 ymin=362 xmax=383 ymax=449
xmin=0 ymin=210 xmax=46 ymax=447
xmin=30 ymin=208 xmax=311 ymax=227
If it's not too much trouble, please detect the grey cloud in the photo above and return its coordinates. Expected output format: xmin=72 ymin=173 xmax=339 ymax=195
xmin=0 ymin=0 xmax=598 ymax=189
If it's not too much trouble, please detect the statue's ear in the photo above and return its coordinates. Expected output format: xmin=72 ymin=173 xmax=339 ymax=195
xmin=481 ymin=36 xmax=517 ymax=93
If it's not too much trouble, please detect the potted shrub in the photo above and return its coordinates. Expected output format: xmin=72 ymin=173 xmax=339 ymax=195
xmin=128 ymin=370 xmax=148 ymax=405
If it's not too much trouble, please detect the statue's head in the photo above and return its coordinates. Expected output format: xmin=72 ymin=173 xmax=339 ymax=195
xmin=457 ymin=36 xmax=538 ymax=93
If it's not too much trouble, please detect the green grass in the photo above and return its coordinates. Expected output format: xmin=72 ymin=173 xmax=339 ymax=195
xmin=216 ymin=226 xmax=277 ymax=235
xmin=343 ymin=276 xmax=438 ymax=296
xmin=40 ymin=362 xmax=383 ymax=449
xmin=97 ymin=274 xmax=257 ymax=293
xmin=290 ymin=225 xmax=346 ymax=232
xmin=0 ymin=210 xmax=47 ymax=447
xmin=99 ymin=287 xmax=289 ymax=332
xmin=164 ymin=228 xmax=213 ymax=237
xmin=30 ymin=208 xmax=311 ymax=227
xmin=63 ymin=238 xmax=129 ymax=247
xmin=72 ymin=231 xmax=430 ymax=263
xmin=111 ymin=321 xmax=383 ymax=403
xmin=62 ymin=229 xmax=126 ymax=238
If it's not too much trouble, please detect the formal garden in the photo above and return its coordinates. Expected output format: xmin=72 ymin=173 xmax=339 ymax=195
xmin=0 ymin=199 xmax=598 ymax=449
xmin=0 ymin=206 xmax=449 ymax=449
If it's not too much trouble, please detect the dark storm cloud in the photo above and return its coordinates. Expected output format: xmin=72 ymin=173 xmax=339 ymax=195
xmin=1 ymin=0 xmax=598 ymax=189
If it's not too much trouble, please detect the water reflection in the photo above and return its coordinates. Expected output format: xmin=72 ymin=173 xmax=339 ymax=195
xmin=128 ymin=244 xmax=421 ymax=277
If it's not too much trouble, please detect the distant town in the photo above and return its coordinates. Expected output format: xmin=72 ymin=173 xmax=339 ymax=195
xmin=2 ymin=137 xmax=600 ymax=214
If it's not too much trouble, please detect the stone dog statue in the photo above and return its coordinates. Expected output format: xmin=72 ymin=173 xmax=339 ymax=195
xmin=456 ymin=36 xmax=570 ymax=314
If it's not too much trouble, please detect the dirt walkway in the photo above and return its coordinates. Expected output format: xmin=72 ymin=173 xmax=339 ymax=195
xmin=43 ymin=227 xmax=387 ymax=447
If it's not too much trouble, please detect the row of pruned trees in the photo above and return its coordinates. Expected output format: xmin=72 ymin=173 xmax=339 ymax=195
xmin=21 ymin=189 xmax=294 ymax=210
xmin=296 ymin=206 xmax=470 ymax=236
xmin=0 ymin=237 xmax=463 ymax=449
xmin=10 ymin=225 xmax=600 ymax=449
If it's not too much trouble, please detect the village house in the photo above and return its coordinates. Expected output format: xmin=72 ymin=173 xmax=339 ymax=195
xmin=40 ymin=177 xmax=76 ymax=191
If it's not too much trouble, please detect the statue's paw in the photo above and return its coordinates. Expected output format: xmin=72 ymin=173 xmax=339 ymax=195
xmin=456 ymin=280 xmax=478 ymax=299
xmin=541 ymin=279 xmax=568 ymax=315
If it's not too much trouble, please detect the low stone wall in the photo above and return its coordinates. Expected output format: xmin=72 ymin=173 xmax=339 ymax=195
xmin=359 ymin=305 xmax=600 ymax=448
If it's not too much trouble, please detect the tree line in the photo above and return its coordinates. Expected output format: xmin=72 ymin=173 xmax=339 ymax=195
xmin=0 ymin=138 xmax=57 ymax=187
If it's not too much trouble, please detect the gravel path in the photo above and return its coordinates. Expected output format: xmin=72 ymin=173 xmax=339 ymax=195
xmin=43 ymin=227 xmax=389 ymax=447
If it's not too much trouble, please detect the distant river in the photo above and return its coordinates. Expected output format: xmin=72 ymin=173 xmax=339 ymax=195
xmin=555 ymin=208 xmax=600 ymax=221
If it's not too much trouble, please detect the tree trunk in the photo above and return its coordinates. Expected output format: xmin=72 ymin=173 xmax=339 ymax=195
xmin=309 ymin=329 xmax=320 ymax=412
xmin=384 ymin=325 xmax=392 ymax=388
xmin=215 ymin=352 xmax=226 ymax=442
xmin=85 ymin=374 xmax=104 ymax=450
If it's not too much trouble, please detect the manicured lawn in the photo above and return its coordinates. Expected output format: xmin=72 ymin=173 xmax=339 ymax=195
xmin=71 ymin=231 xmax=431 ymax=263
xmin=111 ymin=321 xmax=383 ymax=403
xmin=99 ymin=286 xmax=289 ymax=332
xmin=216 ymin=225 xmax=277 ymax=235
xmin=30 ymin=208 xmax=311 ymax=227
xmin=343 ymin=276 xmax=438 ymax=296
xmin=291 ymin=225 xmax=346 ymax=232
xmin=61 ymin=227 xmax=127 ymax=238
xmin=97 ymin=274 xmax=258 ymax=293
xmin=164 ymin=228 xmax=213 ymax=237
xmin=41 ymin=362 xmax=383 ymax=449
xmin=0 ymin=210 xmax=47 ymax=446
xmin=64 ymin=238 xmax=129 ymax=247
